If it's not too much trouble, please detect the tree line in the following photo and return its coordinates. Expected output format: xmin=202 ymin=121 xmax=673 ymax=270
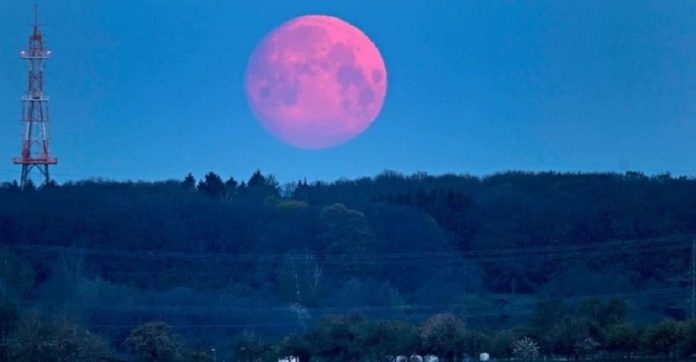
xmin=2 ymin=170 xmax=696 ymax=359
xmin=2 ymin=299 xmax=696 ymax=361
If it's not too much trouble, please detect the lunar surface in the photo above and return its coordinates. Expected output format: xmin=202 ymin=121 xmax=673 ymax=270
xmin=245 ymin=15 xmax=387 ymax=149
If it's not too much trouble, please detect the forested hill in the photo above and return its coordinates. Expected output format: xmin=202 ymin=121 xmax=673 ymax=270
xmin=0 ymin=171 xmax=695 ymax=344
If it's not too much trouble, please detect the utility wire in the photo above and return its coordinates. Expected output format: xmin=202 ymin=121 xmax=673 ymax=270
xmin=16 ymin=287 xmax=685 ymax=315
xmin=3 ymin=234 xmax=692 ymax=264
xmin=18 ymin=288 xmax=684 ymax=331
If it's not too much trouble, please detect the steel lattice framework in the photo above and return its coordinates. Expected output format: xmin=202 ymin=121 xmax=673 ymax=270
xmin=13 ymin=5 xmax=57 ymax=188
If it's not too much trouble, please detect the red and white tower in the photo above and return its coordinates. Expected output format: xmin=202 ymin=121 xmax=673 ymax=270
xmin=13 ymin=4 xmax=57 ymax=188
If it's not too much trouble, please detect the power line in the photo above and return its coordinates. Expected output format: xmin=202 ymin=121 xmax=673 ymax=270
xmin=13 ymin=287 xmax=684 ymax=331
xmin=15 ymin=287 xmax=684 ymax=316
xmin=4 ymin=235 xmax=691 ymax=329
xmin=0 ymin=168 xmax=153 ymax=181
xmin=3 ymin=234 xmax=692 ymax=264
xmin=90 ymin=242 xmax=685 ymax=276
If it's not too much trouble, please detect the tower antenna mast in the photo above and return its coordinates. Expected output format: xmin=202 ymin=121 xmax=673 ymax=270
xmin=13 ymin=3 xmax=57 ymax=188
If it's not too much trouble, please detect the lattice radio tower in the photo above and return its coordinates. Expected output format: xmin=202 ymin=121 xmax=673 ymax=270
xmin=13 ymin=4 xmax=57 ymax=188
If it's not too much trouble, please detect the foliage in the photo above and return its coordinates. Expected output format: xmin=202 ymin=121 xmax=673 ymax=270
xmin=641 ymin=319 xmax=683 ymax=358
xmin=317 ymin=203 xmax=379 ymax=255
xmin=603 ymin=323 xmax=639 ymax=357
xmin=0 ymin=248 xmax=36 ymax=301
xmin=489 ymin=329 xmax=516 ymax=358
xmin=231 ymin=331 xmax=273 ymax=362
xmin=577 ymin=297 xmax=627 ymax=328
xmin=547 ymin=317 xmax=591 ymax=358
xmin=197 ymin=172 xmax=226 ymax=200
xmin=370 ymin=320 xmax=421 ymax=358
xmin=1 ymin=171 xmax=696 ymax=360
xmin=676 ymin=319 xmax=696 ymax=358
xmin=124 ymin=322 xmax=185 ymax=362
xmin=420 ymin=313 xmax=467 ymax=360
xmin=306 ymin=315 xmax=372 ymax=362
xmin=8 ymin=314 xmax=111 ymax=362
xmin=277 ymin=334 xmax=311 ymax=362
xmin=512 ymin=337 xmax=539 ymax=361
xmin=460 ymin=330 xmax=490 ymax=357
xmin=574 ymin=337 xmax=600 ymax=360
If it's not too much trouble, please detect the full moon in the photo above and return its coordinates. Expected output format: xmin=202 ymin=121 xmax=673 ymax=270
xmin=245 ymin=15 xmax=387 ymax=149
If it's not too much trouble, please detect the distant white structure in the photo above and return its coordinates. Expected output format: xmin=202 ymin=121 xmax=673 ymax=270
xmin=410 ymin=354 xmax=423 ymax=362
xmin=424 ymin=355 xmax=439 ymax=362
xmin=278 ymin=357 xmax=299 ymax=362
xmin=396 ymin=356 xmax=408 ymax=362
xmin=480 ymin=353 xmax=490 ymax=361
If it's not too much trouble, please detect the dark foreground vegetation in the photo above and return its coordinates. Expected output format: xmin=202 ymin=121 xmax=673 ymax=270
xmin=2 ymin=306 xmax=696 ymax=361
xmin=1 ymin=170 xmax=696 ymax=360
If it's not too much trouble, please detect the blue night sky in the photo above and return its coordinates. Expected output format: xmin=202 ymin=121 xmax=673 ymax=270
xmin=0 ymin=1 xmax=694 ymax=183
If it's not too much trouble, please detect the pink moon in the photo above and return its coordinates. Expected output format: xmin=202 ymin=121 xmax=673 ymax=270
xmin=245 ymin=15 xmax=387 ymax=149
